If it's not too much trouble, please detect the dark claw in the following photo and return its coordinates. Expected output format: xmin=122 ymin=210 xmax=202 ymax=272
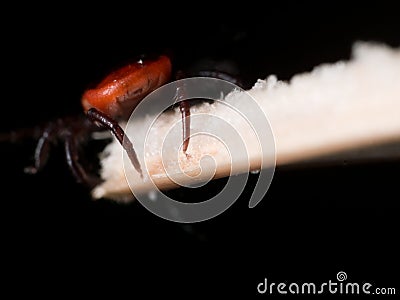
xmin=87 ymin=108 xmax=143 ymax=177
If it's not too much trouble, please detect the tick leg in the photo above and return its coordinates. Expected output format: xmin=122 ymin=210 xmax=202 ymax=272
xmin=174 ymin=75 xmax=191 ymax=155
xmin=179 ymin=101 xmax=191 ymax=154
xmin=195 ymin=70 xmax=244 ymax=88
xmin=86 ymin=108 xmax=143 ymax=177
xmin=64 ymin=134 xmax=101 ymax=188
xmin=24 ymin=124 xmax=55 ymax=174
xmin=0 ymin=127 xmax=41 ymax=143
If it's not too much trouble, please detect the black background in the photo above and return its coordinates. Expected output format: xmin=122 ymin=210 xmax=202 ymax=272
xmin=2 ymin=2 xmax=399 ymax=297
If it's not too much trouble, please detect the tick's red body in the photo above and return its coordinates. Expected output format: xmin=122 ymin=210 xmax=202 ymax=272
xmin=81 ymin=55 xmax=172 ymax=119
xmin=82 ymin=54 xmax=191 ymax=178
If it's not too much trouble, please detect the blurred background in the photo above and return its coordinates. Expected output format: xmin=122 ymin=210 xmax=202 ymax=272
xmin=1 ymin=2 xmax=399 ymax=296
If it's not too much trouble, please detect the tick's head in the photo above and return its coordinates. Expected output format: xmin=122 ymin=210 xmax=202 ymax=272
xmin=81 ymin=55 xmax=172 ymax=119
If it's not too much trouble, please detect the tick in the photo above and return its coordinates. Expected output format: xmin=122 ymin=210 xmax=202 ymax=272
xmin=2 ymin=54 xmax=241 ymax=187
